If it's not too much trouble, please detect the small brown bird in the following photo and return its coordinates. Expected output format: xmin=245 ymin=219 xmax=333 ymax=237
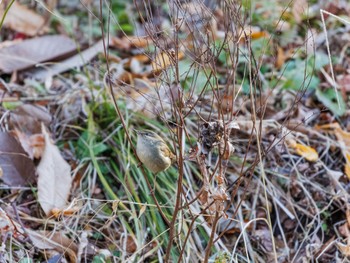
xmin=136 ymin=129 xmax=176 ymax=173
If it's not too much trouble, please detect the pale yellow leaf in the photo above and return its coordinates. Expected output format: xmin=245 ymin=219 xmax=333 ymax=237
xmin=151 ymin=50 xmax=184 ymax=73
xmin=289 ymin=142 xmax=318 ymax=162
xmin=152 ymin=51 xmax=173 ymax=73
xmin=138 ymin=205 xmax=147 ymax=219
xmin=37 ymin=125 xmax=72 ymax=216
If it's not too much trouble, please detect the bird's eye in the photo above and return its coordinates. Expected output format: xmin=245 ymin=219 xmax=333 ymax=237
xmin=140 ymin=131 xmax=150 ymax=136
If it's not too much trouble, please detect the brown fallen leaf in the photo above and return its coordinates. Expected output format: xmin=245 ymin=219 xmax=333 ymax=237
xmin=11 ymin=130 xmax=34 ymax=159
xmin=11 ymin=130 xmax=45 ymax=159
xmin=106 ymin=66 xmax=177 ymax=119
xmin=316 ymin=123 xmax=350 ymax=179
xmin=123 ymin=235 xmax=137 ymax=253
xmin=37 ymin=125 xmax=72 ymax=216
xmin=10 ymin=104 xmax=52 ymax=134
xmin=151 ymin=50 xmax=184 ymax=74
xmin=0 ymin=132 xmax=36 ymax=186
xmin=0 ymin=2 xmax=48 ymax=36
xmin=338 ymin=74 xmax=350 ymax=92
xmin=27 ymin=230 xmax=78 ymax=263
xmin=346 ymin=206 xmax=350 ymax=229
xmin=111 ymin=36 xmax=150 ymax=50
xmin=30 ymin=39 xmax=106 ymax=81
xmin=125 ymin=36 xmax=150 ymax=48
xmin=337 ymin=239 xmax=350 ymax=257
xmin=30 ymin=134 xmax=46 ymax=159
xmin=346 ymin=154 xmax=350 ymax=180
xmin=0 ymin=35 xmax=77 ymax=73
xmin=130 ymin=54 xmax=151 ymax=64
xmin=152 ymin=51 xmax=173 ymax=73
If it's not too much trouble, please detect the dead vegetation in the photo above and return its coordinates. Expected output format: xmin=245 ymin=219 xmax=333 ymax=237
xmin=1 ymin=0 xmax=350 ymax=262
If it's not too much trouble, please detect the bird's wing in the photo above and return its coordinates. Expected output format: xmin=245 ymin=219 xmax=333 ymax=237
xmin=160 ymin=144 xmax=176 ymax=163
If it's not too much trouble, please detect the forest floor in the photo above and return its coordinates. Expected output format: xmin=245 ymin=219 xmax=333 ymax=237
xmin=1 ymin=0 xmax=350 ymax=262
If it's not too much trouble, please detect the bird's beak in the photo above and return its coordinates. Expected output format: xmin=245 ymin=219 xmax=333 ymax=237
xmin=132 ymin=128 xmax=139 ymax=134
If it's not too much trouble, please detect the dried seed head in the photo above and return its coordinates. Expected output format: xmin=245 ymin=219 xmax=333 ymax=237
xmin=199 ymin=121 xmax=224 ymax=154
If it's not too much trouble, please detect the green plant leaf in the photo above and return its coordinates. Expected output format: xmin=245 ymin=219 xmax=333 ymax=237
xmin=310 ymin=52 xmax=329 ymax=71
xmin=93 ymin=143 xmax=109 ymax=156
xmin=92 ymin=254 xmax=106 ymax=263
xmin=316 ymin=88 xmax=346 ymax=116
xmin=281 ymin=58 xmax=320 ymax=91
